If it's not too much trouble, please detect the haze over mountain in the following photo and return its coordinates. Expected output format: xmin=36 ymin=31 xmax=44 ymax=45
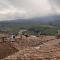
xmin=0 ymin=0 xmax=60 ymax=21
xmin=0 ymin=15 xmax=60 ymax=25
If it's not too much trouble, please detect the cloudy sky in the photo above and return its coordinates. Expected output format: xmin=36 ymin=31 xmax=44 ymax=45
xmin=0 ymin=0 xmax=60 ymax=21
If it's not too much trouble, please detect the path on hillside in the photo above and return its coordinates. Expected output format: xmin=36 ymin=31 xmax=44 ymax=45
xmin=43 ymin=39 xmax=60 ymax=45
xmin=34 ymin=39 xmax=60 ymax=50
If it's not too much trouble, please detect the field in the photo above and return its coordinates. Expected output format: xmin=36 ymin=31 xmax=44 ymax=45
xmin=0 ymin=23 xmax=59 ymax=35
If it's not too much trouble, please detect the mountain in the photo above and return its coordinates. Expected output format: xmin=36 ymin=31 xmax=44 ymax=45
xmin=0 ymin=15 xmax=60 ymax=26
xmin=0 ymin=15 xmax=60 ymax=33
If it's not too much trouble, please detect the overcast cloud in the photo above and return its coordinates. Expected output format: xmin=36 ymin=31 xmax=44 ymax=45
xmin=0 ymin=0 xmax=60 ymax=20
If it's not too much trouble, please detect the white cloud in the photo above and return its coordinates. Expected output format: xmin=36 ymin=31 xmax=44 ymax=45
xmin=0 ymin=0 xmax=60 ymax=20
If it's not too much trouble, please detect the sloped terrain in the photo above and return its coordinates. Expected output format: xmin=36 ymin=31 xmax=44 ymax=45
xmin=2 ymin=41 xmax=60 ymax=60
xmin=2 ymin=36 xmax=60 ymax=60
xmin=0 ymin=42 xmax=18 ymax=59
